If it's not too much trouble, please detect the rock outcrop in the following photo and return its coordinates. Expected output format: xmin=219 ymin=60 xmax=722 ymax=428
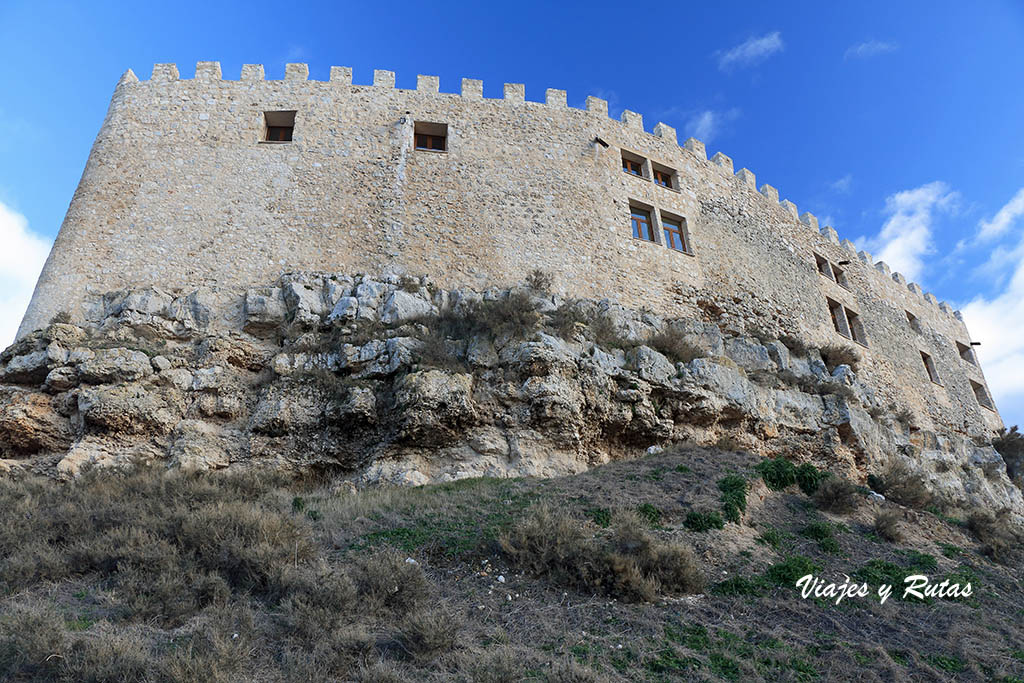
xmin=1 ymin=273 xmax=1020 ymax=519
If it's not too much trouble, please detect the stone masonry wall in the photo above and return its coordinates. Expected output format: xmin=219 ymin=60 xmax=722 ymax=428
xmin=17 ymin=62 xmax=1002 ymax=436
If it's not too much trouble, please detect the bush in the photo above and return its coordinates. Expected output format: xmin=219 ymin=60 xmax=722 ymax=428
xmin=872 ymin=461 xmax=932 ymax=509
xmin=646 ymin=330 xmax=705 ymax=364
xmin=800 ymin=521 xmax=840 ymax=553
xmin=525 ymin=268 xmax=554 ymax=293
xmin=966 ymin=509 xmax=1022 ymax=564
xmin=395 ymin=607 xmax=462 ymax=661
xmin=500 ymin=505 xmax=705 ymax=601
xmin=546 ymin=302 xmax=591 ymax=339
xmin=812 ymin=476 xmax=860 ymax=514
xmin=795 ymin=463 xmax=827 ymax=495
xmin=819 ymin=343 xmax=860 ymax=372
xmin=765 ymin=555 xmax=820 ymax=586
xmin=684 ymin=510 xmax=724 ymax=532
xmin=993 ymin=425 xmax=1024 ymax=482
xmin=717 ymin=475 xmax=748 ymax=523
xmin=873 ymin=511 xmax=903 ymax=542
xmin=756 ymin=458 xmax=797 ymax=491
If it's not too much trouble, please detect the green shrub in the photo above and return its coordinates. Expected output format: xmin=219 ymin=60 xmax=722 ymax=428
xmin=684 ymin=510 xmax=724 ymax=532
xmin=800 ymin=522 xmax=840 ymax=554
xmin=636 ymin=503 xmax=662 ymax=526
xmin=765 ymin=556 xmax=820 ymax=586
xmin=717 ymin=475 xmax=748 ymax=524
xmin=756 ymin=458 xmax=797 ymax=491
xmin=993 ymin=425 xmax=1024 ymax=482
xmin=795 ymin=463 xmax=827 ymax=495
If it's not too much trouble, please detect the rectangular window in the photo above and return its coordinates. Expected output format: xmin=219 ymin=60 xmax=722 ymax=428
xmin=814 ymin=253 xmax=834 ymax=280
xmin=921 ymin=351 xmax=941 ymax=384
xmin=846 ymin=308 xmax=868 ymax=346
xmin=263 ymin=110 xmax=296 ymax=142
xmin=414 ymin=121 xmax=447 ymax=152
xmin=957 ymin=341 xmax=977 ymax=365
xmin=832 ymin=264 xmax=850 ymax=288
xmin=971 ymin=380 xmax=995 ymax=410
xmin=651 ymin=162 xmax=678 ymax=190
xmin=630 ymin=207 xmax=655 ymax=242
xmin=906 ymin=310 xmax=918 ymax=328
xmin=661 ymin=214 xmax=690 ymax=253
xmin=827 ymin=298 xmax=850 ymax=338
xmin=622 ymin=157 xmax=644 ymax=177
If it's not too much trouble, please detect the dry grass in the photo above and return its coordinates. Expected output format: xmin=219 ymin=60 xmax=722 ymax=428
xmin=873 ymin=510 xmax=903 ymax=542
xmin=0 ymin=447 xmax=1022 ymax=681
xmin=819 ymin=343 xmax=861 ymax=373
xmin=499 ymin=505 xmax=704 ymax=602
xmin=871 ymin=461 xmax=932 ymax=509
xmin=812 ymin=476 xmax=860 ymax=513
xmin=967 ymin=508 xmax=1023 ymax=564
xmin=645 ymin=330 xmax=705 ymax=364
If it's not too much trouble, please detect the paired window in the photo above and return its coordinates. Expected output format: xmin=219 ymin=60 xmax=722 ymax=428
xmin=971 ymin=380 xmax=995 ymax=411
xmin=956 ymin=341 xmax=978 ymax=366
xmin=813 ymin=253 xmax=850 ymax=288
xmin=414 ymin=121 xmax=447 ymax=152
xmin=920 ymin=351 xmax=941 ymax=385
xmin=629 ymin=203 xmax=693 ymax=254
xmin=826 ymin=297 xmax=868 ymax=346
xmin=263 ymin=111 xmax=296 ymax=142
xmin=621 ymin=150 xmax=678 ymax=189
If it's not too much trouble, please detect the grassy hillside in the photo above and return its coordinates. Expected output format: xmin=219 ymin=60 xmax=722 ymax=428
xmin=1 ymin=446 xmax=1022 ymax=682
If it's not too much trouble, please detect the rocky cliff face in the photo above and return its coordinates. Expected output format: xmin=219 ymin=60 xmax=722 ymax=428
xmin=1 ymin=272 xmax=1020 ymax=518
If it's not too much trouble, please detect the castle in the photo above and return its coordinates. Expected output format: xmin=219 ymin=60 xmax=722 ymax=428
xmin=17 ymin=62 xmax=1002 ymax=437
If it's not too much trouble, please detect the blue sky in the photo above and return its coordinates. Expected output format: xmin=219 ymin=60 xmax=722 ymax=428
xmin=1 ymin=1 xmax=1023 ymax=426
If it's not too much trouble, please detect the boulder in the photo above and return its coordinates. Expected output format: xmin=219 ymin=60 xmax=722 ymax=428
xmin=243 ymin=288 xmax=287 ymax=336
xmin=380 ymin=290 xmax=433 ymax=325
xmin=77 ymin=348 xmax=153 ymax=384
xmin=0 ymin=389 xmax=74 ymax=456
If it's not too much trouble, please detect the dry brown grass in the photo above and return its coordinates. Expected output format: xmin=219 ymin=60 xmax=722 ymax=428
xmin=499 ymin=505 xmax=704 ymax=602
xmin=645 ymin=330 xmax=705 ymax=364
xmin=967 ymin=509 xmax=1023 ymax=564
xmin=819 ymin=343 xmax=861 ymax=372
xmin=872 ymin=461 xmax=932 ymax=509
xmin=812 ymin=476 xmax=860 ymax=514
xmin=873 ymin=510 xmax=903 ymax=542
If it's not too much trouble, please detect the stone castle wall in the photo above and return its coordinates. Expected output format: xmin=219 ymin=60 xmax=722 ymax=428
xmin=18 ymin=62 xmax=1002 ymax=435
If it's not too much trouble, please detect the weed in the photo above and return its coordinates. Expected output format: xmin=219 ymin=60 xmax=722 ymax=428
xmin=718 ymin=475 xmax=748 ymax=523
xmin=873 ymin=511 xmax=903 ymax=542
xmin=871 ymin=461 xmax=932 ymax=509
xmin=994 ymin=425 xmax=1024 ymax=482
xmin=765 ymin=556 xmax=821 ymax=586
xmin=812 ymin=476 xmax=860 ymax=513
xmin=709 ymin=652 xmax=741 ymax=680
xmin=926 ymin=654 xmax=966 ymax=673
xmin=684 ymin=510 xmax=724 ymax=532
xmin=646 ymin=330 xmax=705 ymax=364
xmin=586 ymin=507 xmax=612 ymax=528
xmin=967 ymin=509 xmax=1022 ymax=564
xmin=756 ymin=526 xmax=785 ymax=549
xmin=525 ymin=268 xmax=554 ymax=293
xmin=636 ymin=503 xmax=662 ymax=526
xmin=819 ymin=344 xmax=860 ymax=372
xmin=800 ymin=522 xmax=840 ymax=554
xmin=756 ymin=457 xmax=797 ymax=491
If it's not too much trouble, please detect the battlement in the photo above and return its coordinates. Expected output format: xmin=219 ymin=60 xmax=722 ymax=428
xmin=19 ymin=62 xmax=1000 ymax=434
xmin=120 ymin=62 xmax=963 ymax=326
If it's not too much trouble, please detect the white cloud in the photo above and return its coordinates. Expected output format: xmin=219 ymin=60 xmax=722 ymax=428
xmin=977 ymin=186 xmax=1024 ymax=241
xmin=961 ymin=187 xmax=1024 ymax=417
xmin=830 ymin=174 xmax=853 ymax=193
xmin=0 ymin=201 xmax=50 ymax=348
xmin=844 ymin=40 xmax=898 ymax=60
xmin=717 ymin=32 xmax=784 ymax=72
xmin=858 ymin=181 xmax=957 ymax=281
xmin=684 ymin=108 xmax=740 ymax=144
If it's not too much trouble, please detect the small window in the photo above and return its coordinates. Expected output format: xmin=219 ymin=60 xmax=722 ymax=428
xmin=815 ymin=253 xmax=834 ymax=280
xmin=921 ymin=351 xmax=941 ymax=384
xmin=630 ymin=206 xmax=655 ymax=242
xmin=661 ymin=214 xmax=690 ymax=253
xmin=621 ymin=150 xmax=646 ymax=178
xmin=906 ymin=310 xmax=919 ymax=331
xmin=846 ymin=308 xmax=868 ymax=346
xmin=971 ymin=380 xmax=995 ymax=410
xmin=263 ymin=110 xmax=296 ymax=142
xmin=832 ymin=264 xmax=850 ymax=289
xmin=651 ymin=162 xmax=677 ymax=190
xmin=414 ymin=121 xmax=447 ymax=152
xmin=827 ymin=298 xmax=850 ymax=338
xmin=956 ymin=341 xmax=977 ymax=366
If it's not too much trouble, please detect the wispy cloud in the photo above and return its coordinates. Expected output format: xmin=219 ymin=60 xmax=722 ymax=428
xmin=0 ymin=201 xmax=50 ymax=347
xmin=716 ymin=32 xmax=784 ymax=72
xmin=683 ymin=108 xmax=740 ymax=144
xmin=829 ymin=174 xmax=853 ymax=194
xmin=857 ymin=181 xmax=958 ymax=281
xmin=844 ymin=40 xmax=898 ymax=60
xmin=977 ymin=187 xmax=1024 ymax=242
